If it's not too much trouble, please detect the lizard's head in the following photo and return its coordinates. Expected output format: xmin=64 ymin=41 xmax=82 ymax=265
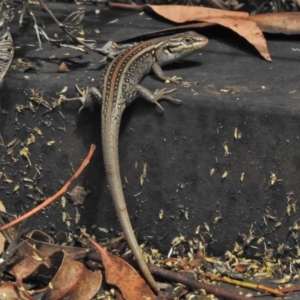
xmin=155 ymin=31 xmax=208 ymax=66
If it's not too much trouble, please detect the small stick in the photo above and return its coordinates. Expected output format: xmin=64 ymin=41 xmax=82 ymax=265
xmin=279 ymin=284 xmax=300 ymax=294
xmin=148 ymin=264 xmax=251 ymax=300
xmin=88 ymin=237 xmax=113 ymax=267
xmin=38 ymin=0 xmax=112 ymax=56
xmin=205 ymin=273 xmax=284 ymax=297
xmin=0 ymin=144 xmax=96 ymax=231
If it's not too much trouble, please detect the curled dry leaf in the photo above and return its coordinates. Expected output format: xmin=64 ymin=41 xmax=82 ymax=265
xmin=42 ymin=251 xmax=102 ymax=300
xmin=7 ymin=240 xmax=51 ymax=279
xmin=89 ymin=238 xmax=155 ymax=300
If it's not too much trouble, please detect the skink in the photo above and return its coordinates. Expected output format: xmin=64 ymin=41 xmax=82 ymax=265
xmin=75 ymin=31 xmax=208 ymax=294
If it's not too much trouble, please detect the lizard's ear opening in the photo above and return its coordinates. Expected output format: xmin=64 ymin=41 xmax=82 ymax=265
xmin=155 ymin=47 xmax=179 ymax=66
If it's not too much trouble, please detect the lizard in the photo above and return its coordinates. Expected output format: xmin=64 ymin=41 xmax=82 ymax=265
xmin=70 ymin=31 xmax=208 ymax=294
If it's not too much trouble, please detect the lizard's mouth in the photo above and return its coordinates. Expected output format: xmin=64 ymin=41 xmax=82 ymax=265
xmin=164 ymin=47 xmax=173 ymax=54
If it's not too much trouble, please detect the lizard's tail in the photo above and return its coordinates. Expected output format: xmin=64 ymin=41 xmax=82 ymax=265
xmin=102 ymin=117 xmax=159 ymax=294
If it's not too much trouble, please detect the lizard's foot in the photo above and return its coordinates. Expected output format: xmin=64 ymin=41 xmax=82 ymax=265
xmin=64 ymin=85 xmax=102 ymax=113
xmin=164 ymin=76 xmax=182 ymax=84
xmin=152 ymin=88 xmax=181 ymax=113
xmin=136 ymin=84 xmax=181 ymax=113
xmin=98 ymin=41 xmax=133 ymax=60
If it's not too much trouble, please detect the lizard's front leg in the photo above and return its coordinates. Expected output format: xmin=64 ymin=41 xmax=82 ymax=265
xmin=152 ymin=62 xmax=182 ymax=84
xmin=136 ymin=85 xmax=181 ymax=113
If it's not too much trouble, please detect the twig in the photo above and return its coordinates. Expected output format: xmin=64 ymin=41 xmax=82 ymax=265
xmin=88 ymin=238 xmax=112 ymax=266
xmin=38 ymin=0 xmax=93 ymax=48
xmin=205 ymin=273 xmax=284 ymax=297
xmin=37 ymin=0 xmax=114 ymax=57
xmin=148 ymin=264 xmax=252 ymax=300
xmin=0 ymin=144 xmax=96 ymax=231
xmin=109 ymin=2 xmax=143 ymax=10
xmin=280 ymin=284 xmax=300 ymax=294
xmin=0 ymin=132 xmax=7 ymax=161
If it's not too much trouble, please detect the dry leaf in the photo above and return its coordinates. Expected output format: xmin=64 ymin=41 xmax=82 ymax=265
xmin=249 ymin=12 xmax=300 ymax=35
xmin=145 ymin=5 xmax=248 ymax=22
xmin=42 ymin=251 xmax=102 ymax=300
xmin=89 ymin=238 xmax=155 ymax=300
xmin=8 ymin=241 xmax=51 ymax=279
xmin=204 ymin=16 xmax=270 ymax=61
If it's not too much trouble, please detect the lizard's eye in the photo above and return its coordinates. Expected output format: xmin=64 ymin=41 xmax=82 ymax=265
xmin=184 ymin=38 xmax=192 ymax=43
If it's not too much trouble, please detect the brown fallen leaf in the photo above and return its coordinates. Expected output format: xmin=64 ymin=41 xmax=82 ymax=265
xmin=145 ymin=5 xmax=249 ymax=22
xmin=42 ymin=251 xmax=102 ymax=300
xmin=249 ymin=12 xmax=300 ymax=35
xmin=205 ymin=16 xmax=270 ymax=61
xmin=89 ymin=238 xmax=156 ymax=300
xmin=7 ymin=239 xmax=51 ymax=279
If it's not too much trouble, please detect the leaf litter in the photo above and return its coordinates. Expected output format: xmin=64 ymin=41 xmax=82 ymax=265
xmin=0 ymin=196 xmax=300 ymax=298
